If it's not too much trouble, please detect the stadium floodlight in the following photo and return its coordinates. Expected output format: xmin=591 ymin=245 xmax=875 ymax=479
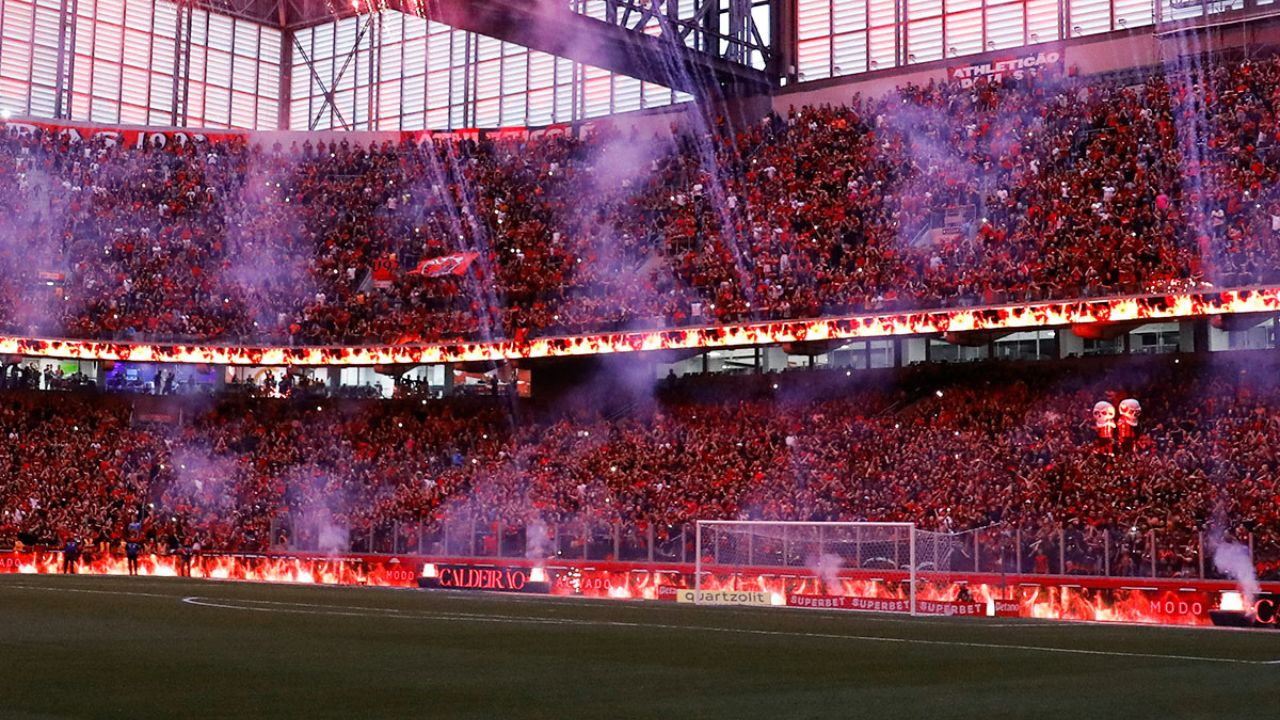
xmin=694 ymin=521 xmax=957 ymax=616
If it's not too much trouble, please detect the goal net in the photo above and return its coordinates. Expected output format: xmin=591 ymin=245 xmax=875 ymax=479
xmin=694 ymin=521 xmax=958 ymax=615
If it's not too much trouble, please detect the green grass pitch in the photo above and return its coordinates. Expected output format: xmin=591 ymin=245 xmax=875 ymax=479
xmin=1 ymin=574 xmax=1277 ymax=719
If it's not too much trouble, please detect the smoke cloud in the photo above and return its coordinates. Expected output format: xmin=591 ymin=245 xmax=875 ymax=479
xmin=810 ymin=552 xmax=845 ymax=596
xmin=1208 ymin=528 xmax=1260 ymax=607
xmin=525 ymin=516 xmax=551 ymax=561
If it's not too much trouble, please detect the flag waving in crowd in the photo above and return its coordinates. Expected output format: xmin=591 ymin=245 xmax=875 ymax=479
xmin=408 ymin=252 xmax=480 ymax=278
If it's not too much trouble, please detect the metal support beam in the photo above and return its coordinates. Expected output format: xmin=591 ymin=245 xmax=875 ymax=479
xmin=318 ymin=14 xmax=374 ymax=129
xmin=192 ymin=0 xmax=284 ymax=27
xmin=172 ymin=0 xmax=778 ymax=126
xmin=177 ymin=0 xmax=777 ymax=115
xmin=429 ymin=0 xmax=772 ymax=96
xmin=462 ymin=31 xmax=474 ymax=128
xmin=292 ymin=16 xmax=376 ymax=131
xmin=260 ymin=0 xmax=775 ymax=96
xmin=52 ymin=0 xmax=78 ymax=119
xmin=172 ymin=2 xmax=194 ymax=126
xmin=367 ymin=11 xmax=382 ymax=130
xmin=762 ymin=0 xmax=793 ymax=83
xmin=278 ymin=25 xmax=293 ymax=129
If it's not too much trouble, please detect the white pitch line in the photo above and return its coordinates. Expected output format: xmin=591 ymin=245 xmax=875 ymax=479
xmin=182 ymin=596 xmax=577 ymax=627
xmin=0 ymin=583 xmax=180 ymax=600
xmin=179 ymin=596 xmax=1280 ymax=667
xmin=191 ymin=596 xmax=426 ymax=613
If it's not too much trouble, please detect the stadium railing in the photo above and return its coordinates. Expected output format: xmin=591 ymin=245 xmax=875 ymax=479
xmin=268 ymin=517 xmax=1280 ymax=582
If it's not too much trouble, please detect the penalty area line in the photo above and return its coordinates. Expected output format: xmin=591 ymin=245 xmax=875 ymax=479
xmin=180 ymin=596 xmax=1280 ymax=667
xmin=2 ymin=583 xmax=182 ymax=600
xmin=182 ymin=596 xmax=579 ymax=626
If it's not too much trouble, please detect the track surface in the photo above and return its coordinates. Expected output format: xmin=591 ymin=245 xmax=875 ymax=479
xmin=1 ymin=575 xmax=1277 ymax=719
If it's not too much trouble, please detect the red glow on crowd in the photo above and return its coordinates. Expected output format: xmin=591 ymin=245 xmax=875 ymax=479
xmin=2 ymin=287 xmax=1278 ymax=366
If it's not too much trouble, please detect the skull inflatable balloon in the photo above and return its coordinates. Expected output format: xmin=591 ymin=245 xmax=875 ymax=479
xmin=1093 ymin=401 xmax=1116 ymax=427
xmin=1118 ymin=398 xmax=1141 ymax=427
xmin=1092 ymin=401 xmax=1116 ymax=439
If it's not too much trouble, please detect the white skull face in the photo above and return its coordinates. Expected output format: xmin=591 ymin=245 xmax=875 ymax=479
xmin=1093 ymin=401 xmax=1116 ymax=427
xmin=1118 ymin=398 xmax=1141 ymax=426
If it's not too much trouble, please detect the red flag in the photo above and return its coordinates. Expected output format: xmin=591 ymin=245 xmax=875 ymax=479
xmin=408 ymin=252 xmax=479 ymax=278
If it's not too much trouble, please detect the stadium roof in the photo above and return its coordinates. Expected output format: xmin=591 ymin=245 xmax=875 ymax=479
xmin=193 ymin=0 xmax=774 ymax=95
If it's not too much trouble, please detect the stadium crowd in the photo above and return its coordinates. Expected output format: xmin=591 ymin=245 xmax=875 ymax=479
xmin=1 ymin=354 xmax=1277 ymax=579
xmin=4 ymin=54 xmax=1280 ymax=343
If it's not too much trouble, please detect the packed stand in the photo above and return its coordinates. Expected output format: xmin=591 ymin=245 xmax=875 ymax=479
xmin=5 ymin=54 xmax=1280 ymax=343
xmin=1 ymin=353 xmax=1277 ymax=580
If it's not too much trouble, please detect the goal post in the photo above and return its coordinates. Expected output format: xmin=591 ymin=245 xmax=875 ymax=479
xmin=694 ymin=521 xmax=956 ymax=615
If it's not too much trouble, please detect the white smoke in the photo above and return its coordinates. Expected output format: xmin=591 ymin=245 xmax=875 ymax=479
xmin=1208 ymin=529 xmax=1260 ymax=607
xmin=221 ymin=150 xmax=314 ymax=339
xmin=526 ymin=517 xmax=552 ymax=561
xmin=810 ymin=552 xmax=845 ymax=596
xmin=165 ymin=447 xmax=237 ymax=518
xmin=313 ymin=511 xmax=350 ymax=555
xmin=272 ymin=458 xmax=355 ymax=557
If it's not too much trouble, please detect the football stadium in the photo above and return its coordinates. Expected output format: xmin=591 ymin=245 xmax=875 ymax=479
xmin=1 ymin=0 xmax=1280 ymax=716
